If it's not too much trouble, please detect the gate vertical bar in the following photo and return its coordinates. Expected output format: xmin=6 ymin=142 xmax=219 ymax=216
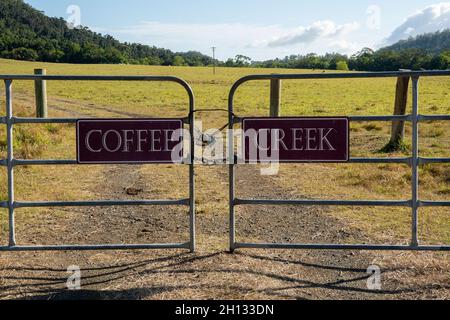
xmin=228 ymin=87 xmax=236 ymax=253
xmin=5 ymin=80 xmax=15 ymax=246
xmin=411 ymin=76 xmax=420 ymax=247
xmin=189 ymin=88 xmax=196 ymax=253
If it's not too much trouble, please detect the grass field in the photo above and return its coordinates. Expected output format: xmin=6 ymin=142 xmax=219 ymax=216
xmin=0 ymin=58 xmax=449 ymax=246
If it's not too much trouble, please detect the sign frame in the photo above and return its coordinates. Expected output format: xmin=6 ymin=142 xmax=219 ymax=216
xmin=241 ymin=117 xmax=350 ymax=163
xmin=76 ymin=118 xmax=185 ymax=165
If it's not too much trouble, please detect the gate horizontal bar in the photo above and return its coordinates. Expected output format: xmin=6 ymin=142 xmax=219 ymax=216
xmin=349 ymin=115 xmax=411 ymax=122
xmin=13 ymin=117 xmax=192 ymax=125
xmin=236 ymin=157 xmax=411 ymax=164
xmin=0 ymin=117 xmax=5 ymax=124
xmin=14 ymin=117 xmax=78 ymax=124
xmin=0 ymin=242 xmax=191 ymax=252
xmin=7 ymin=155 xmax=445 ymax=171
xmin=14 ymin=199 xmax=190 ymax=208
xmin=0 ymin=75 xmax=195 ymax=82
xmin=234 ymin=242 xmax=450 ymax=251
xmin=231 ymin=71 xmax=450 ymax=83
xmin=234 ymin=199 xmax=411 ymax=207
xmin=2 ymin=71 xmax=450 ymax=82
xmin=13 ymin=158 xmax=414 ymax=166
xmin=0 ymin=159 xmax=6 ymax=166
xmin=0 ymin=201 xmax=7 ymax=208
xmin=419 ymin=201 xmax=450 ymax=207
xmin=418 ymin=115 xmax=450 ymax=121
xmin=419 ymin=157 xmax=450 ymax=164
xmin=233 ymin=115 xmax=413 ymax=123
xmin=232 ymin=114 xmax=450 ymax=124
xmin=14 ymin=159 xmax=192 ymax=166
xmin=13 ymin=159 xmax=78 ymax=166
xmin=349 ymin=157 xmax=411 ymax=164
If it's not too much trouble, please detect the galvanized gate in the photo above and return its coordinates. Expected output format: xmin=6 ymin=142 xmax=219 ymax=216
xmin=1 ymin=71 xmax=449 ymax=253
xmin=228 ymin=71 xmax=450 ymax=252
xmin=0 ymin=75 xmax=196 ymax=252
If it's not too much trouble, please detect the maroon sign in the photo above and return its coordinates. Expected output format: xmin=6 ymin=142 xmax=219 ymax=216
xmin=242 ymin=118 xmax=349 ymax=163
xmin=77 ymin=119 xmax=184 ymax=164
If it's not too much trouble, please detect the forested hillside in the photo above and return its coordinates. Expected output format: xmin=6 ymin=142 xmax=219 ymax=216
xmin=0 ymin=0 xmax=214 ymax=66
xmin=382 ymin=29 xmax=450 ymax=54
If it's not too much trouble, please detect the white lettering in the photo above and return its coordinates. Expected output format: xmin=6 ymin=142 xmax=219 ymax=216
xmin=102 ymin=130 xmax=122 ymax=153
xmin=149 ymin=130 xmax=162 ymax=152
xmin=122 ymin=130 xmax=134 ymax=153
xmin=272 ymin=129 xmax=289 ymax=151
xmin=136 ymin=130 xmax=148 ymax=152
xmin=292 ymin=128 xmax=304 ymax=151
xmin=305 ymin=128 xmax=318 ymax=151
xmin=85 ymin=130 xmax=102 ymax=153
xmin=319 ymin=128 xmax=336 ymax=151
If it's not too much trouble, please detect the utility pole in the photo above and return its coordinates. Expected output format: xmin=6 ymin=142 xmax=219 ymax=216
xmin=211 ymin=47 xmax=216 ymax=75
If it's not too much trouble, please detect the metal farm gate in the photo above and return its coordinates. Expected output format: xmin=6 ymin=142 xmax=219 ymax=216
xmin=0 ymin=71 xmax=449 ymax=253
xmin=228 ymin=71 xmax=450 ymax=252
xmin=0 ymin=75 xmax=196 ymax=252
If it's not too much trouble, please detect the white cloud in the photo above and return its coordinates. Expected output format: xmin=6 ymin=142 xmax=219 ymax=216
xmin=327 ymin=40 xmax=361 ymax=54
xmin=385 ymin=2 xmax=450 ymax=45
xmin=101 ymin=20 xmax=361 ymax=60
xmin=264 ymin=20 xmax=360 ymax=48
xmin=109 ymin=22 xmax=286 ymax=52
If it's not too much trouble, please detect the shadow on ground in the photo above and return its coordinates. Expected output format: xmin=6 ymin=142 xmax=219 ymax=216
xmin=1 ymin=251 xmax=447 ymax=300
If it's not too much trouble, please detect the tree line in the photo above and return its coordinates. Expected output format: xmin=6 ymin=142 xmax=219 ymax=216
xmin=243 ymin=47 xmax=450 ymax=71
xmin=1 ymin=0 xmax=449 ymax=71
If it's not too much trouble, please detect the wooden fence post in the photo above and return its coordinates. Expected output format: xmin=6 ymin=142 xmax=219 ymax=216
xmin=389 ymin=76 xmax=410 ymax=148
xmin=270 ymin=78 xmax=281 ymax=117
xmin=34 ymin=68 xmax=48 ymax=118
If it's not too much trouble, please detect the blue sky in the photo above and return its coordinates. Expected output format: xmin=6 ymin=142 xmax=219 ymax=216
xmin=25 ymin=1 xmax=450 ymax=60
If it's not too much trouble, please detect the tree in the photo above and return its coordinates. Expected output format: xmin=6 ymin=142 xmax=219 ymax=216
xmin=225 ymin=58 xmax=235 ymax=67
xmin=8 ymin=47 xmax=38 ymax=61
xmin=173 ymin=55 xmax=186 ymax=66
xmin=147 ymin=56 xmax=162 ymax=66
xmin=430 ymin=51 xmax=450 ymax=70
xmin=235 ymin=55 xmax=251 ymax=67
xmin=349 ymin=48 xmax=375 ymax=71
xmin=335 ymin=61 xmax=349 ymax=71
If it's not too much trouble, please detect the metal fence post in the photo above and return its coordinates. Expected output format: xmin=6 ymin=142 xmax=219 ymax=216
xmin=34 ymin=69 xmax=48 ymax=118
xmin=411 ymin=76 xmax=420 ymax=247
xmin=5 ymin=80 xmax=16 ymax=246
